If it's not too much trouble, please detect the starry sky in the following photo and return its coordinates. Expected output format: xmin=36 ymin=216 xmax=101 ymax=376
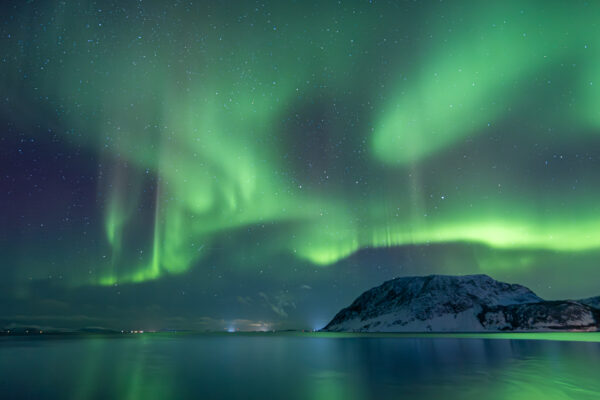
xmin=2 ymin=0 xmax=600 ymax=331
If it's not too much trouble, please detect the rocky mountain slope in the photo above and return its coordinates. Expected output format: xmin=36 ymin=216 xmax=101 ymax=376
xmin=322 ymin=274 xmax=600 ymax=332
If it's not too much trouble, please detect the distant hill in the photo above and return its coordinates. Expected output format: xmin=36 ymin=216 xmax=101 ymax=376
xmin=581 ymin=296 xmax=600 ymax=310
xmin=0 ymin=325 xmax=120 ymax=335
xmin=322 ymin=274 xmax=600 ymax=332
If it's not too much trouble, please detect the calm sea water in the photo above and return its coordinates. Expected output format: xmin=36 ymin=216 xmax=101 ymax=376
xmin=1 ymin=333 xmax=600 ymax=399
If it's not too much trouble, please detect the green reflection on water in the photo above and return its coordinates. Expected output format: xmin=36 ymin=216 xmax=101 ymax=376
xmin=2 ymin=333 xmax=600 ymax=399
xmin=305 ymin=331 xmax=600 ymax=342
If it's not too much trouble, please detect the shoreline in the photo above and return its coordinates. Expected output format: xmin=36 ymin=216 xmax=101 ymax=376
xmin=2 ymin=330 xmax=600 ymax=343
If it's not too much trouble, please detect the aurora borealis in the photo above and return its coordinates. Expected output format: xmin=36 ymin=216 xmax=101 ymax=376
xmin=2 ymin=0 xmax=600 ymax=331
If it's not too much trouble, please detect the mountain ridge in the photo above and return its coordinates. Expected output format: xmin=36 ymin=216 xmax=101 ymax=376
xmin=322 ymin=274 xmax=600 ymax=332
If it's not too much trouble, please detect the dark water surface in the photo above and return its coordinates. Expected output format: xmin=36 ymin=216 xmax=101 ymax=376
xmin=1 ymin=333 xmax=600 ymax=399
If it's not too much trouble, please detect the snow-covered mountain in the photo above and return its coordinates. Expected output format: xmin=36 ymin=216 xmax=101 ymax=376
xmin=322 ymin=274 xmax=600 ymax=332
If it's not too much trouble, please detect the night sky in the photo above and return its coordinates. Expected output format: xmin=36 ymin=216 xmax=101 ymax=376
xmin=2 ymin=0 xmax=600 ymax=332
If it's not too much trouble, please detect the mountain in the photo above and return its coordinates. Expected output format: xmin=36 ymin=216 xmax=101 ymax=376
xmin=580 ymin=296 xmax=600 ymax=310
xmin=322 ymin=274 xmax=600 ymax=332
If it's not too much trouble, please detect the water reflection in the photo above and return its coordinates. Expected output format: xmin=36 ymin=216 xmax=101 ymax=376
xmin=1 ymin=334 xmax=599 ymax=399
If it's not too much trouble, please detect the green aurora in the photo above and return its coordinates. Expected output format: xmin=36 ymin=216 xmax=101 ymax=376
xmin=2 ymin=0 xmax=600 ymax=326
